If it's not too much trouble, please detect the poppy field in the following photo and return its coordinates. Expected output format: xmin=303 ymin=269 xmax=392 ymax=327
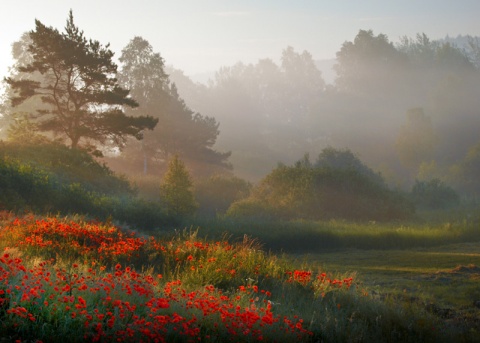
xmin=0 ymin=213 xmax=382 ymax=342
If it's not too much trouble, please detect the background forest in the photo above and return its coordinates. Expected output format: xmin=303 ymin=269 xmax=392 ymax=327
xmin=1 ymin=10 xmax=480 ymax=342
xmin=0 ymin=13 xmax=479 ymax=227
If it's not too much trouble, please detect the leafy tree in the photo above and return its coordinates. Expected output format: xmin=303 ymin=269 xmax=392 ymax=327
xmin=160 ymin=155 xmax=197 ymax=217
xmin=4 ymin=11 xmax=157 ymax=153
xmin=397 ymin=33 xmax=438 ymax=68
xmin=314 ymin=147 xmax=384 ymax=185
xmin=396 ymin=108 xmax=436 ymax=173
xmin=200 ymin=46 xmax=326 ymax=179
xmin=227 ymin=154 xmax=413 ymax=221
xmin=334 ymin=30 xmax=408 ymax=94
xmin=118 ymin=37 xmax=230 ymax=174
xmin=450 ymin=141 xmax=480 ymax=197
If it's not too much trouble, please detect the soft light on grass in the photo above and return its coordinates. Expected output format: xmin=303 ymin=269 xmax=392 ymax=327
xmin=193 ymin=216 xmax=480 ymax=252
xmin=0 ymin=214 xmax=450 ymax=342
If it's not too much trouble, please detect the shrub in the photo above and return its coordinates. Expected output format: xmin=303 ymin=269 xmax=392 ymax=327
xmin=195 ymin=174 xmax=252 ymax=217
xmin=0 ymin=149 xmax=169 ymax=230
xmin=160 ymin=155 xmax=197 ymax=218
xmin=0 ymin=141 xmax=133 ymax=196
xmin=411 ymin=179 xmax=460 ymax=209
xmin=227 ymin=154 xmax=414 ymax=221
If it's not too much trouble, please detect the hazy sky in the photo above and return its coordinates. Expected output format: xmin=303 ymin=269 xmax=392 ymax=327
xmin=2 ymin=0 xmax=480 ymax=80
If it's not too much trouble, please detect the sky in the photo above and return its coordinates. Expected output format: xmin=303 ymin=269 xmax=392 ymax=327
xmin=1 ymin=0 xmax=480 ymax=81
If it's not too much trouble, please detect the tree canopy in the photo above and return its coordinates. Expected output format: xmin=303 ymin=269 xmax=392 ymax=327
xmin=117 ymin=36 xmax=230 ymax=175
xmin=4 ymin=11 xmax=157 ymax=153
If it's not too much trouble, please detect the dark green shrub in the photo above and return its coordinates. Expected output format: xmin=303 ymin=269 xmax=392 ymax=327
xmin=113 ymin=197 xmax=169 ymax=231
xmin=0 ymin=144 xmax=170 ymax=230
xmin=315 ymin=147 xmax=385 ymax=185
xmin=411 ymin=179 xmax=460 ymax=209
xmin=0 ymin=157 xmax=56 ymax=212
xmin=195 ymin=174 xmax=252 ymax=217
xmin=226 ymin=154 xmax=414 ymax=221
xmin=0 ymin=141 xmax=133 ymax=196
xmin=160 ymin=155 xmax=197 ymax=218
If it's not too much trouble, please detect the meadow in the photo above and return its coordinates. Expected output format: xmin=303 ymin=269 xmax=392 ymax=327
xmin=1 ymin=211 xmax=479 ymax=342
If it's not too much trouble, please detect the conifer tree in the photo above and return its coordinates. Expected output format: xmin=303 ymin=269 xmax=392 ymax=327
xmin=4 ymin=11 xmax=157 ymax=153
xmin=160 ymin=155 xmax=197 ymax=217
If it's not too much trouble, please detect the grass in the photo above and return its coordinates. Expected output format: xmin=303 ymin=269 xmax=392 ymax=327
xmin=0 ymin=212 xmax=454 ymax=342
xmin=301 ymin=242 xmax=480 ymax=340
xmin=192 ymin=215 xmax=480 ymax=252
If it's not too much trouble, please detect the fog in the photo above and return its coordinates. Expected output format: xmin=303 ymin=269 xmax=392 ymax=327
xmin=166 ymin=31 xmax=480 ymax=191
xmin=1 ymin=19 xmax=480 ymax=197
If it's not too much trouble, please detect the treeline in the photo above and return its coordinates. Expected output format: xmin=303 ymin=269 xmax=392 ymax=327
xmin=1 ymin=13 xmax=231 ymax=179
xmin=169 ymin=31 xmax=480 ymax=198
xmin=0 ymin=12 xmax=477 ymax=228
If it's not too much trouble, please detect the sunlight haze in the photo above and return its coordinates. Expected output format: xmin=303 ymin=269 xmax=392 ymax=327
xmin=1 ymin=0 xmax=480 ymax=80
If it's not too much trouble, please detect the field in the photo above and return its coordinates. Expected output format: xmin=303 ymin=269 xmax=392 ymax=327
xmin=1 ymin=211 xmax=480 ymax=342
xmin=305 ymin=243 xmax=480 ymax=333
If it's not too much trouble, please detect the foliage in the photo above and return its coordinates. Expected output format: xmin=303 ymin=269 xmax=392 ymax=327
xmin=0 ymin=141 xmax=132 ymax=195
xmin=396 ymin=108 xmax=436 ymax=173
xmin=195 ymin=174 xmax=252 ymax=217
xmin=117 ymin=36 xmax=230 ymax=174
xmin=0 ymin=143 xmax=168 ymax=230
xmin=334 ymin=29 xmax=408 ymax=94
xmin=450 ymin=140 xmax=480 ymax=197
xmin=411 ymin=179 xmax=460 ymax=210
xmin=192 ymin=46 xmax=326 ymax=180
xmin=160 ymin=155 xmax=198 ymax=218
xmin=0 ymin=215 xmax=447 ymax=342
xmin=4 ymin=11 xmax=157 ymax=152
xmin=227 ymin=153 xmax=414 ymax=221
xmin=314 ymin=147 xmax=385 ymax=185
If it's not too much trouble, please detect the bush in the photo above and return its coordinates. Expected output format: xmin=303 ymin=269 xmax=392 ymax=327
xmin=160 ymin=155 xmax=197 ymax=218
xmin=0 ymin=141 xmax=133 ymax=196
xmin=195 ymin=174 xmax=252 ymax=217
xmin=314 ymin=147 xmax=385 ymax=185
xmin=0 ymin=146 xmax=170 ymax=230
xmin=226 ymin=154 xmax=414 ymax=222
xmin=411 ymin=179 xmax=460 ymax=209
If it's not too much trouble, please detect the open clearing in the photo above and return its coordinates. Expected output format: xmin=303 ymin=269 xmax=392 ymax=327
xmin=301 ymin=241 xmax=480 ymax=333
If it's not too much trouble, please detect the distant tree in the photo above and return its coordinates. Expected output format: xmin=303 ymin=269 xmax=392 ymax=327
xmin=6 ymin=114 xmax=48 ymax=144
xmin=396 ymin=108 xmax=436 ymax=173
xmin=1 ymin=33 xmax=48 ymax=140
xmin=411 ymin=178 xmax=459 ymax=209
xmin=314 ymin=147 xmax=385 ymax=185
xmin=450 ymin=141 xmax=480 ymax=197
xmin=227 ymin=155 xmax=413 ymax=221
xmin=118 ymin=36 xmax=230 ymax=174
xmin=334 ymin=29 xmax=408 ymax=94
xmin=160 ymin=155 xmax=198 ymax=217
xmin=4 ymin=11 xmax=157 ymax=153
xmin=397 ymin=33 xmax=438 ymax=68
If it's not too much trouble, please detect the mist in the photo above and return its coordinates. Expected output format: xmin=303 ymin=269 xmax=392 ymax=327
xmin=166 ymin=31 xmax=480 ymax=193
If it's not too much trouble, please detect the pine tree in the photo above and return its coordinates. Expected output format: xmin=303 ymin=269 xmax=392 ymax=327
xmin=160 ymin=155 xmax=197 ymax=217
xmin=4 ymin=11 xmax=157 ymax=153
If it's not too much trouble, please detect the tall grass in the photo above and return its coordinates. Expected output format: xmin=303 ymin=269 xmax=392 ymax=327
xmin=0 ymin=214 xmax=449 ymax=342
xmin=191 ymin=216 xmax=480 ymax=252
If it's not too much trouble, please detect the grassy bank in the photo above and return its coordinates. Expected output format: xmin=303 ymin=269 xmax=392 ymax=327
xmin=0 ymin=213 xmax=450 ymax=342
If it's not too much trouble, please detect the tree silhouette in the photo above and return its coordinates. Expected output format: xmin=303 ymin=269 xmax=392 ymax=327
xmin=5 ymin=11 xmax=157 ymax=153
